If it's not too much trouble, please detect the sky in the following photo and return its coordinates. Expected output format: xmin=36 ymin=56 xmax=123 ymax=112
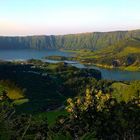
xmin=0 ymin=0 xmax=140 ymax=36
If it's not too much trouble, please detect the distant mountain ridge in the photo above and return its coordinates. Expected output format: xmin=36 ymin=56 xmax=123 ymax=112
xmin=0 ymin=29 xmax=140 ymax=50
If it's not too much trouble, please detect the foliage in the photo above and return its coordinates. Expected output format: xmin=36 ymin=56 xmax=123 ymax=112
xmin=53 ymin=87 xmax=140 ymax=139
xmin=0 ymin=80 xmax=25 ymax=100
xmin=0 ymin=62 xmax=101 ymax=113
xmin=0 ymin=93 xmax=49 ymax=140
xmin=35 ymin=110 xmax=68 ymax=127
xmin=74 ymin=38 xmax=140 ymax=71
xmin=111 ymin=81 xmax=140 ymax=102
xmin=0 ymin=60 xmax=140 ymax=139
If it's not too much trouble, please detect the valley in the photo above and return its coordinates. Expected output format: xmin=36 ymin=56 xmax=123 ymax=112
xmin=1 ymin=0 xmax=140 ymax=139
xmin=0 ymin=30 xmax=140 ymax=140
xmin=1 ymin=29 xmax=140 ymax=72
xmin=1 ymin=59 xmax=140 ymax=139
xmin=0 ymin=60 xmax=101 ymax=113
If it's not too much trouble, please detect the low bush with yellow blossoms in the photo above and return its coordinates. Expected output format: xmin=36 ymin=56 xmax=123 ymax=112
xmin=66 ymin=87 xmax=116 ymax=117
xmin=55 ymin=86 xmax=140 ymax=140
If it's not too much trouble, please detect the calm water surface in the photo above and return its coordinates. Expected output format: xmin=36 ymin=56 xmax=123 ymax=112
xmin=0 ymin=49 xmax=140 ymax=81
xmin=0 ymin=49 xmax=73 ymax=61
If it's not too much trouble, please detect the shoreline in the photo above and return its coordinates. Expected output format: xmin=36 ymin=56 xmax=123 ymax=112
xmin=83 ymin=62 xmax=140 ymax=72
xmin=1 ymin=56 xmax=140 ymax=72
xmin=61 ymin=49 xmax=140 ymax=72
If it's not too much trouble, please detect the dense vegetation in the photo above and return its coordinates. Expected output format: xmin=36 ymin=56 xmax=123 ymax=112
xmin=1 ymin=29 xmax=140 ymax=71
xmin=53 ymin=86 xmax=140 ymax=139
xmin=0 ymin=28 xmax=140 ymax=138
xmin=0 ymin=60 xmax=101 ymax=113
xmin=0 ymin=76 xmax=140 ymax=139
xmin=0 ymin=29 xmax=140 ymax=50
xmin=0 ymin=60 xmax=140 ymax=139
xmin=73 ymin=38 xmax=140 ymax=71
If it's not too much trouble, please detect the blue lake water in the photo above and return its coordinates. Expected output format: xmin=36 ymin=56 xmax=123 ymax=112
xmin=0 ymin=49 xmax=74 ymax=61
xmin=71 ymin=63 xmax=140 ymax=81
xmin=0 ymin=49 xmax=140 ymax=81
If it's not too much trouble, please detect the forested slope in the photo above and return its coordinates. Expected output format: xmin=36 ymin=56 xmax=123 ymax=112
xmin=0 ymin=29 xmax=140 ymax=50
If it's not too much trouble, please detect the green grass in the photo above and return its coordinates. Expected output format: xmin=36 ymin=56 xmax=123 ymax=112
xmin=0 ymin=81 xmax=25 ymax=100
xmin=120 ymin=66 xmax=140 ymax=71
xmin=47 ymin=110 xmax=68 ymax=126
xmin=7 ymin=88 xmax=24 ymax=100
xmin=63 ymin=38 xmax=140 ymax=71
xmin=111 ymin=82 xmax=140 ymax=102
xmin=13 ymin=98 xmax=29 ymax=105
xmin=47 ymin=63 xmax=59 ymax=70
xmin=117 ymin=46 xmax=140 ymax=57
xmin=35 ymin=109 xmax=68 ymax=126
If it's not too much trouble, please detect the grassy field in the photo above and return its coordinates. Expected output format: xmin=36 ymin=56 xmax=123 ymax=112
xmin=63 ymin=40 xmax=140 ymax=71
xmin=13 ymin=98 xmax=29 ymax=105
xmin=111 ymin=81 xmax=140 ymax=102
xmin=35 ymin=109 xmax=68 ymax=126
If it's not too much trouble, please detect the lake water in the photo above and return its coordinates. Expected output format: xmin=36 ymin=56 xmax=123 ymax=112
xmin=71 ymin=63 xmax=140 ymax=81
xmin=0 ymin=49 xmax=74 ymax=61
xmin=0 ymin=49 xmax=140 ymax=81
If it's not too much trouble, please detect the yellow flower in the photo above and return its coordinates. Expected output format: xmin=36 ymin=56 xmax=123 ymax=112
xmin=67 ymin=107 xmax=73 ymax=113
xmin=106 ymin=93 xmax=110 ymax=100
xmin=77 ymin=98 xmax=81 ymax=105
xmin=67 ymin=98 xmax=73 ymax=104
xmin=86 ymin=88 xmax=90 ymax=95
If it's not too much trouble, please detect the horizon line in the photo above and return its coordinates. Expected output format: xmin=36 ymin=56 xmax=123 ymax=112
xmin=0 ymin=28 xmax=140 ymax=37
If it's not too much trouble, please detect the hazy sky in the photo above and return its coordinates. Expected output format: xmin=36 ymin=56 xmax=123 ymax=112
xmin=0 ymin=0 xmax=140 ymax=36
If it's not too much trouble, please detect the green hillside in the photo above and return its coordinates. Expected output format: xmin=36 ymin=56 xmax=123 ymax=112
xmin=0 ymin=61 xmax=140 ymax=139
xmin=1 ymin=29 xmax=140 ymax=50
xmin=0 ymin=30 xmax=140 ymax=71
xmin=73 ymin=38 xmax=140 ymax=71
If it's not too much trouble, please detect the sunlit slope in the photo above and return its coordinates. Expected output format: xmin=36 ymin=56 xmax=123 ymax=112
xmin=0 ymin=29 xmax=140 ymax=50
xmin=75 ymin=38 xmax=140 ymax=70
